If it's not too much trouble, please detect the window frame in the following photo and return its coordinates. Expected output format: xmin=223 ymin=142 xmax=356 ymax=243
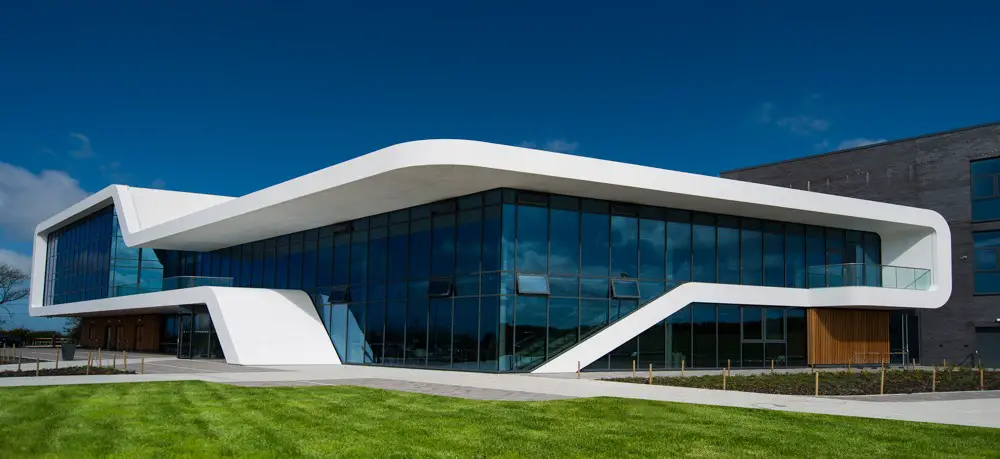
xmin=516 ymin=273 xmax=551 ymax=295
xmin=610 ymin=278 xmax=641 ymax=299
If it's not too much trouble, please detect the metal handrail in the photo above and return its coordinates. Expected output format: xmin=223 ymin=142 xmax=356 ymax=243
xmin=805 ymin=263 xmax=931 ymax=290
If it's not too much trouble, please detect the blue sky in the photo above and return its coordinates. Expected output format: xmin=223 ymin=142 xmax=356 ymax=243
xmin=1 ymin=2 xmax=998 ymax=329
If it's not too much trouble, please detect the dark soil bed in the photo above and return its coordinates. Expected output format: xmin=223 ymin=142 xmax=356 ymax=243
xmin=606 ymin=368 xmax=1000 ymax=396
xmin=0 ymin=367 xmax=134 ymax=378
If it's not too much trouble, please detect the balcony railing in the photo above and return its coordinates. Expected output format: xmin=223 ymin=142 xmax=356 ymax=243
xmin=163 ymin=276 xmax=233 ymax=291
xmin=806 ymin=263 xmax=931 ymax=290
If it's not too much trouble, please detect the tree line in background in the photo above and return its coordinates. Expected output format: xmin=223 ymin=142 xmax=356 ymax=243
xmin=0 ymin=262 xmax=81 ymax=340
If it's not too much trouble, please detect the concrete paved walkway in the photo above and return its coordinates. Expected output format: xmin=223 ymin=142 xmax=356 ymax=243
xmin=1 ymin=362 xmax=998 ymax=429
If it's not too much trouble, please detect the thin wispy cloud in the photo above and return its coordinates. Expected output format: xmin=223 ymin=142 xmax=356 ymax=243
xmin=837 ymin=138 xmax=887 ymax=150
xmin=520 ymin=139 xmax=580 ymax=154
xmin=776 ymin=115 xmax=831 ymax=134
xmin=756 ymin=102 xmax=774 ymax=124
xmin=68 ymin=132 xmax=95 ymax=159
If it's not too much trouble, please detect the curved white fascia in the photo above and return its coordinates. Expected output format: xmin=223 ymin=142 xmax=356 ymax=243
xmin=30 ymin=139 xmax=951 ymax=313
xmin=31 ymin=287 xmax=340 ymax=366
xmin=532 ymin=282 xmax=938 ymax=373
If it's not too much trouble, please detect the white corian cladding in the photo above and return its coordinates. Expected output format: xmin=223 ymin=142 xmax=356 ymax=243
xmin=28 ymin=139 xmax=952 ymax=369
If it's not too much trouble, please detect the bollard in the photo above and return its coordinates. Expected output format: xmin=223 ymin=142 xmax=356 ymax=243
xmin=123 ymin=351 xmax=127 ymax=371
xmin=632 ymin=359 xmax=636 ymax=378
xmin=577 ymin=361 xmax=580 ymax=379
xmin=648 ymin=364 xmax=652 ymax=385
xmin=932 ymin=366 xmax=936 ymax=392
xmin=55 ymin=349 xmax=60 ymax=370
xmin=727 ymin=359 xmax=731 ymax=377
xmin=880 ymin=366 xmax=885 ymax=395
xmin=722 ymin=369 xmax=727 ymax=390
xmin=98 ymin=348 xmax=102 ymax=367
xmin=17 ymin=349 xmax=22 ymax=372
xmin=815 ymin=371 xmax=819 ymax=396
xmin=35 ymin=359 xmax=39 ymax=377
xmin=141 ymin=356 xmax=145 ymax=375
xmin=982 ymin=367 xmax=985 ymax=391
xmin=771 ymin=359 xmax=774 ymax=375
xmin=943 ymin=358 xmax=947 ymax=368
xmin=87 ymin=351 xmax=92 ymax=376
xmin=681 ymin=359 xmax=685 ymax=377
xmin=912 ymin=358 xmax=916 ymax=370
xmin=113 ymin=354 xmax=116 ymax=370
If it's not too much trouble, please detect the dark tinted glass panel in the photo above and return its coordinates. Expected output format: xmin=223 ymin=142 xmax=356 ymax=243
xmin=384 ymin=301 xmax=405 ymax=364
xmin=499 ymin=296 xmax=514 ymax=371
xmin=639 ymin=218 xmax=665 ymax=280
xmin=692 ymin=303 xmax=716 ymax=368
xmin=580 ymin=278 xmax=609 ymax=298
xmin=516 ymin=204 xmax=548 ymax=273
xmin=975 ymin=230 xmax=1000 ymax=294
xmin=666 ymin=305 xmax=691 ymax=368
xmin=743 ymin=306 xmax=762 ymax=340
xmin=785 ymin=224 xmax=805 ymax=288
xmin=456 ymin=209 xmax=482 ymax=274
xmin=514 ymin=296 xmax=547 ymax=370
xmin=691 ymin=213 xmax=716 ymax=282
xmin=501 ymin=204 xmax=516 ymax=271
xmin=637 ymin=321 xmax=666 ymax=369
xmin=609 ymin=335 xmax=637 ymax=370
xmin=825 ymin=228 xmax=844 ymax=287
xmin=611 ymin=215 xmax=638 ymax=277
xmin=428 ymin=279 xmax=453 ymax=297
xmin=864 ymin=232 xmax=881 ymax=287
xmin=367 ymin=227 xmax=387 ymax=287
xmin=666 ymin=210 xmax=692 ymax=281
xmin=482 ymin=206 xmax=502 ymax=271
xmin=317 ymin=237 xmax=333 ymax=286
xmin=742 ymin=342 xmax=764 ymax=367
xmin=517 ymin=274 xmax=550 ymax=295
xmin=741 ymin=219 xmax=763 ymax=285
xmin=805 ymin=226 xmax=825 ymax=287
xmin=786 ymin=308 xmax=806 ymax=366
xmin=479 ymin=296 xmax=499 ymax=371
xmin=550 ymin=207 xmax=580 ymax=274
xmin=765 ymin=308 xmax=784 ymax=340
xmin=329 ymin=303 xmax=348 ymax=359
xmin=714 ymin=216 xmax=739 ymax=284
xmin=240 ymin=244 xmax=252 ymax=287
xmin=579 ymin=299 xmax=608 ymax=339
xmin=765 ymin=342 xmax=786 ymax=366
xmin=581 ymin=210 xmax=610 ymax=276
xmin=405 ymin=298 xmax=428 ymax=366
xmin=453 ymin=298 xmax=479 ymax=370
xmin=432 ymin=214 xmax=456 ymax=277
xmin=718 ymin=305 xmax=740 ymax=369
xmin=387 ymin=223 xmax=408 ymax=281
xmin=763 ymin=222 xmax=784 ymax=287
xmin=365 ymin=302 xmax=385 ymax=363
xmin=408 ymin=219 xmax=430 ymax=280
xmin=549 ymin=276 xmax=578 ymax=297
xmin=427 ymin=298 xmax=452 ymax=367
xmin=548 ymin=298 xmax=578 ymax=358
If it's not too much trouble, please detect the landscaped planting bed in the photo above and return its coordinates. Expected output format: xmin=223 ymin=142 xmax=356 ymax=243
xmin=0 ymin=367 xmax=134 ymax=378
xmin=606 ymin=367 xmax=1000 ymax=395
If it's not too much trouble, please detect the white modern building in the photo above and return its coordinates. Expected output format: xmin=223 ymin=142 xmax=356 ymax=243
xmin=29 ymin=140 xmax=951 ymax=372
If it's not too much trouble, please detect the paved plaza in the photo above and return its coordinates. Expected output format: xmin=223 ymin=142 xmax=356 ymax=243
xmin=1 ymin=353 xmax=999 ymax=429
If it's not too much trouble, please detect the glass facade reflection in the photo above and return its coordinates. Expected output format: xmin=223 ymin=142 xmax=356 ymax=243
xmin=43 ymin=189 xmax=882 ymax=372
xmin=43 ymin=205 xmax=164 ymax=305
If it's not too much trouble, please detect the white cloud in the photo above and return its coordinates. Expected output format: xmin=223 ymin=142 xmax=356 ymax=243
xmin=776 ymin=115 xmax=831 ymax=134
xmin=68 ymin=132 xmax=95 ymax=159
xmin=837 ymin=138 xmax=887 ymax=150
xmin=151 ymin=178 xmax=167 ymax=189
xmin=757 ymin=102 xmax=774 ymax=124
xmin=520 ymin=139 xmax=580 ymax=154
xmin=0 ymin=249 xmax=31 ymax=273
xmin=0 ymin=162 xmax=90 ymax=241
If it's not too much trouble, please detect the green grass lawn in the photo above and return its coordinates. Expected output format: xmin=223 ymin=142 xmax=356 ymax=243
xmin=0 ymin=382 xmax=997 ymax=458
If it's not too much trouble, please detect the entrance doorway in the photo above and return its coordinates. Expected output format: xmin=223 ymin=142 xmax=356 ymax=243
xmin=176 ymin=305 xmax=224 ymax=359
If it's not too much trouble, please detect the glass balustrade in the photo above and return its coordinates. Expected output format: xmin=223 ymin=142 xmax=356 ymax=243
xmin=162 ymin=276 xmax=234 ymax=290
xmin=805 ymin=264 xmax=931 ymax=290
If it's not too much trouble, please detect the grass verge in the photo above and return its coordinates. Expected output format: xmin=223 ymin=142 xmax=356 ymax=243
xmin=0 ymin=381 xmax=998 ymax=458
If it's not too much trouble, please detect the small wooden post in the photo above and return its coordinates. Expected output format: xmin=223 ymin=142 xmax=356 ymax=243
xmin=722 ymin=369 xmax=727 ymax=390
xmin=932 ymin=366 xmax=936 ymax=392
xmin=112 ymin=354 xmax=116 ymax=370
xmin=912 ymin=358 xmax=916 ymax=370
xmin=848 ymin=359 xmax=851 ymax=374
xmin=55 ymin=349 xmax=60 ymax=369
xmin=981 ymin=367 xmax=985 ymax=391
xmin=681 ymin=359 xmax=685 ymax=377
xmin=770 ymin=359 xmax=775 ymax=375
xmin=17 ymin=349 xmax=22 ymax=372
xmin=815 ymin=371 xmax=819 ymax=396
xmin=98 ymin=348 xmax=102 ymax=367
xmin=632 ymin=359 xmax=636 ymax=377
xmin=87 ymin=351 xmax=92 ymax=375
xmin=35 ymin=359 xmax=39 ymax=377
xmin=727 ymin=359 xmax=731 ymax=377
xmin=880 ymin=365 xmax=885 ymax=395
xmin=123 ymin=351 xmax=127 ymax=371
xmin=943 ymin=358 xmax=947 ymax=368
xmin=141 ymin=356 xmax=145 ymax=375
xmin=576 ymin=361 xmax=580 ymax=379
xmin=648 ymin=364 xmax=653 ymax=385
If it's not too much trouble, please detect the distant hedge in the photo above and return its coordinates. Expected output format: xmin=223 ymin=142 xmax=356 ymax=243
xmin=607 ymin=368 xmax=1000 ymax=396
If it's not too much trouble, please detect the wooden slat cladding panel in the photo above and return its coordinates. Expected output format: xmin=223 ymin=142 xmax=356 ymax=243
xmin=807 ymin=309 xmax=889 ymax=365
